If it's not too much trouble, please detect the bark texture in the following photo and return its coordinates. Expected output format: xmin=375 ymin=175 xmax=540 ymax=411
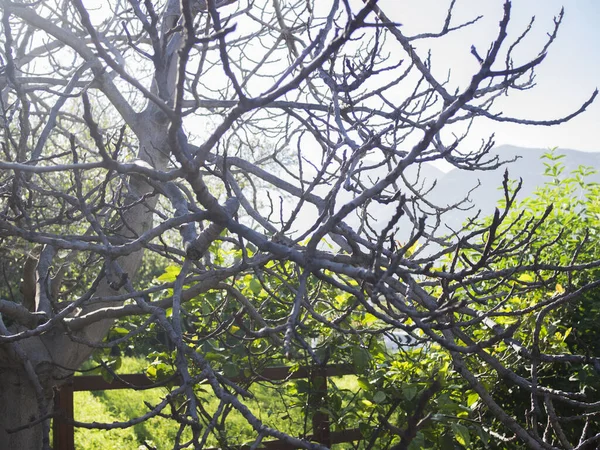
xmin=0 ymin=369 xmax=52 ymax=449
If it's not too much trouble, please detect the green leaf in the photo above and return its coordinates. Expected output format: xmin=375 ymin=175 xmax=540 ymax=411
xmin=100 ymin=368 xmax=115 ymax=384
xmin=294 ymin=380 xmax=310 ymax=394
xmin=204 ymin=352 xmax=225 ymax=362
xmin=156 ymin=265 xmax=181 ymax=282
xmin=452 ymin=422 xmax=471 ymax=448
xmin=146 ymin=365 xmax=157 ymax=379
xmin=223 ymin=362 xmax=240 ymax=378
xmin=357 ymin=377 xmax=370 ymax=391
xmin=476 ymin=425 xmax=490 ymax=448
xmin=249 ymin=278 xmax=262 ymax=295
xmin=358 ymin=421 xmax=371 ymax=437
xmin=373 ymin=391 xmax=386 ymax=404
xmin=405 ymin=240 xmax=420 ymax=257
xmin=407 ymin=431 xmax=425 ymax=450
xmin=112 ymin=327 xmax=129 ymax=335
xmin=352 ymin=347 xmax=371 ymax=374
xmin=335 ymin=293 xmax=350 ymax=307
xmin=517 ymin=273 xmax=534 ymax=283
xmin=111 ymin=356 xmax=122 ymax=372
xmin=362 ymin=313 xmax=378 ymax=326
xmin=467 ymin=392 xmax=479 ymax=408
xmin=330 ymin=393 xmax=342 ymax=410
xmin=360 ymin=399 xmax=374 ymax=408
xmin=403 ymin=385 xmax=417 ymax=401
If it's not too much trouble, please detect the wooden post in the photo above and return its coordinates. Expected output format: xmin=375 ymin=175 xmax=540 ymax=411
xmin=53 ymin=381 xmax=75 ymax=450
xmin=310 ymin=366 xmax=331 ymax=447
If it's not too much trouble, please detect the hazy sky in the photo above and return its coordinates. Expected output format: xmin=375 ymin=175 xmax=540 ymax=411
xmin=378 ymin=0 xmax=600 ymax=153
xmin=89 ymin=0 xmax=599 ymax=153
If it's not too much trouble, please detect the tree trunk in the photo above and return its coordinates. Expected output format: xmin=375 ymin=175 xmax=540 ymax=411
xmin=0 ymin=369 xmax=52 ymax=450
xmin=0 ymin=95 xmax=172 ymax=450
xmin=0 ymin=3 xmax=206 ymax=449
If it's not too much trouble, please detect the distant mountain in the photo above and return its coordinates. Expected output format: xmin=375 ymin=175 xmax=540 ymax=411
xmin=424 ymin=146 xmax=600 ymax=233
xmin=286 ymin=146 xmax=600 ymax=242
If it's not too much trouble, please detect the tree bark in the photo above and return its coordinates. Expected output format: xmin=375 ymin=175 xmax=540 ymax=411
xmin=0 ymin=369 xmax=52 ymax=450
xmin=0 ymin=0 xmax=197 ymax=444
xmin=0 ymin=134 xmax=164 ymax=446
xmin=0 ymin=128 xmax=168 ymax=449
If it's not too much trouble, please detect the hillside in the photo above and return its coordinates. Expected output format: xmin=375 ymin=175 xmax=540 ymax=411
xmin=425 ymin=146 xmax=600 ymax=234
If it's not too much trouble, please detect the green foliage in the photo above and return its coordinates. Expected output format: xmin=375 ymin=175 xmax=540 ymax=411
xmin=89 ymin=151 xmax=600 ymax=449
xmin=435 ymin=149 xmax=600 ymax=448
xmin=319 ymin=150 xmax=600 ymax=449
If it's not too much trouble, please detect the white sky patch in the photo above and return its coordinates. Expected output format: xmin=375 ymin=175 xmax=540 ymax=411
xmin=77 ymin=0 xmax=599 ymax=156
xmin=378 ymin=0 xmax=599 ymax=153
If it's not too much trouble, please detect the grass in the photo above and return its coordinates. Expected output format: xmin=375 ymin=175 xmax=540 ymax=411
xmin=67 ymin=357 xmax=361 ymax=449
xmin=73 ymin=357 xmax=177 ymax=450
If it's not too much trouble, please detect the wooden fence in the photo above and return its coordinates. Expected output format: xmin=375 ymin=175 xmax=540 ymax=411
xmin=52 ymin=364 xmax=363 ymax=449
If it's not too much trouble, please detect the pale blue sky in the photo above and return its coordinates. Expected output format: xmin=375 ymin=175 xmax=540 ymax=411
xmin=379 ymin=0 xmax=600 ymax=152
xmin=91 ymin=0 xmax=600 ymax=152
